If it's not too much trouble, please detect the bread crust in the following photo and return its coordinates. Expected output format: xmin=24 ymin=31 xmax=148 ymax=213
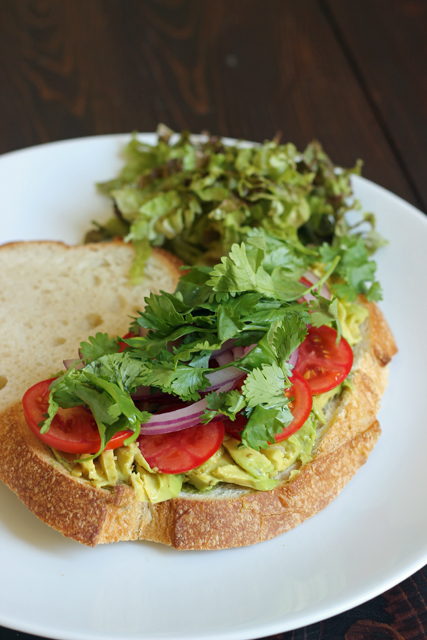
xmin=0 ymin=301 xmax=397 ymax=549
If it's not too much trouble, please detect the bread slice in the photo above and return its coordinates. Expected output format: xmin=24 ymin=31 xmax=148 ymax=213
xmin=0 ymin=241 xmax=182 ymax=414
xmin=0 ymin=295 xmax=397 ymax=549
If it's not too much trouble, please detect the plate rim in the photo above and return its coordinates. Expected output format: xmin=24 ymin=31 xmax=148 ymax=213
xmin=0 ymin=133 xmax=426 ymax=640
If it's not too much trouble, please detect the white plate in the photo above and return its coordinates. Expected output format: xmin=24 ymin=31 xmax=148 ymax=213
xmin=0 ymin=135 xmax=425 ymax=640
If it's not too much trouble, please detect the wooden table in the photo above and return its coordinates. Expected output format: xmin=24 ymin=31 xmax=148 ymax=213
xmin=0 ymin=2 xmax=426 ymax=638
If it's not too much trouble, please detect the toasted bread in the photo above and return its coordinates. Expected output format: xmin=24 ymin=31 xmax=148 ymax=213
xmin=0 ymin=241 xmax=181 ymax=414
xmin=0 ymin=295 xmax=396 ymax=549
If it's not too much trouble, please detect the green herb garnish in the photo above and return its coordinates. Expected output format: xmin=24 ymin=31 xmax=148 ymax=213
xmin=42 ymin=239 xmax=343 ymax=455
xmin=87 ymin=124 xmax=382 ymax=290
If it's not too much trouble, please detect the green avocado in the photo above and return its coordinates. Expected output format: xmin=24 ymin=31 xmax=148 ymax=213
xmin=212 ymin=464 xmax=278 ymax=491
xmin=222 ymin=436 xmax=275 ymax=479
xmin=312 ymin=386 xmax=342 ymax=424
xmin=338 ymin=299 xmax=369 ymax=346
xmin=184 ymin=439 xmax=279 ymax=491
xmin=261 ymin=416 xmax=317 ymax=471
xmin=131 ymin=465 xmax=183 ymax=503
xmin=184 ymin=419 xmax=318 ymax=493
xmin=185 ymin=447 xmax=234 ymax=491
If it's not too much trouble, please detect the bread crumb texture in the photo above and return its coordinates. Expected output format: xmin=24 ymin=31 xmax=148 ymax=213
xmin=0 ymin=241 xmax=181 ymax=413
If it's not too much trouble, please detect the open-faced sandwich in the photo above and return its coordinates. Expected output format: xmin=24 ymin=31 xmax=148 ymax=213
xmin=0 ymin=128 xmax=396 ymax=549
xmin=0 ymin=235 xmax=396 ymax=548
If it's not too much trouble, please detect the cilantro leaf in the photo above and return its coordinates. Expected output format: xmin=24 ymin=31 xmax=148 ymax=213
xmin=141 ymin=361 xmax=210 ymax=401
xmin=80 ymin=332 xmax=120 ymax=363
xmin=217 ymin=304 xmax=244 ymax=340
xmin=308 ymin=296 xmax=343 ymax=341
xmin=136 ymin=292 xmax=193 ymax=336
xmin=272 ymin=314 xmax=308 ymax=367
xmin=240 ymin=405 xmax=293 ymax=451
xmin=242 ymin=363 xmax=289 ymax=409
xmin=207 ymin=243 xmax=276 ymax=297
xmin=319 ymin=236 xmax=382 ymax=302
xmin=202 ymin=389 xmax=246 ymax=423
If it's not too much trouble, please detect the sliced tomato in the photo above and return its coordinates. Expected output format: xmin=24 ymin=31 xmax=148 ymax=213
xmin=295 ymin=325 xmax=353 ymax=394
xmin=276 ymin=371 xmax=312 ymax=442
xmin=22 ymin=379 xmax=131 ymax=454
xmin=223 ymin=371 xmax=312 ymax=443
xmin=300 ymin=276 xmax=313 ymax=288
xmin=118 ymin=331 xmax=136 ymax=353
xmin=138 ymin=420 xmax=225 ymax=474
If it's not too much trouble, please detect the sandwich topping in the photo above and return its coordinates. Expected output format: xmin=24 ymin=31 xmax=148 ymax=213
xmin=21 ymin=129 xmax=385 ymax=504
xmin=22 ymin=240 xmax=373 ymax=502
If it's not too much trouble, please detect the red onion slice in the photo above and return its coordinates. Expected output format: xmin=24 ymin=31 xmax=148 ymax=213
xmin=232 ymin=346 xmax=245 ymax=360
xmin=302 ymin=270 xmax=331 ymax=301
xmin=63 ymin=359 xmax=84 ymax=371
xmin=210 ymin=339 xmax=235 ymax=359
xmin=243 ymin=344 xmax=257 ymax=357
xmin=289 ymin=346 xmax=299 ymax=368
xmin=215 ymin=350 xmax=234 ymax=367
xmin=139 ymin=380 xmax=235 ymax=435
xmin=204 ymin=366 xmax=244 ymax=392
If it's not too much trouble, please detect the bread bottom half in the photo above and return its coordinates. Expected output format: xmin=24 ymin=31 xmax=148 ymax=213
xmin=0 ymin=301 xmax=397 ymax=550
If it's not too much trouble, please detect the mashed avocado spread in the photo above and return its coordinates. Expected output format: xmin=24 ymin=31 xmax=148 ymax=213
xmin=51 ymin=416 xmax=316 ymax=502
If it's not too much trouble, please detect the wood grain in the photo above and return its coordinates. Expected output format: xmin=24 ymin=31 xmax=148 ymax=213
xmin=0 ymin=0 xmax=418 ymax=205
xmin=324 ymin=0 xmax=427 ymax=211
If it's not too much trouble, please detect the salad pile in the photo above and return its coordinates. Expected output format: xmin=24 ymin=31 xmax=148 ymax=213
xmin=86 ymin=124 xmax=384 ymax=287
xmin=22 ymin=127 xmax=385 ymax=490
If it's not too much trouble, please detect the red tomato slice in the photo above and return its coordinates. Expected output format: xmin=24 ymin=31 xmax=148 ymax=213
xmin=22 ymin=379 xmax=131 ymax=454
xmin=138 ymin=420 xmax=225 ymax=474
xmin=118 ymin=332 xmax=136 ymax=352
xmin=223 ymin=371 xmax=312 ymax=443
xmin=300 ymin=276 xmax=313 ymax=288
xmin=295 ymin=325 xmax=353 ymax=394
xmin=276 ymin=371 xmax=312 ymax=442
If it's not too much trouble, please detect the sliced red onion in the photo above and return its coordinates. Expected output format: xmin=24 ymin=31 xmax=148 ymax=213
xmin=205 ymin=366 xmax=244 ymax=392
xmin=302 ymin=270 xmax=331 ymax=301
xmin=231 ymin=346 xmax=245 ymax=360
xmin=210 ymin=339 xmax=235 ymax=359
xmin=289 ymin=346 xmax=299 ymax=368
xmin=243 ymin=344 xmax=257 ymax=357
xmin=215 ymin=350 xmax=234 ymax=367
xmin=139 ymin=380 xmax=235 ymax=435
xmin=63 ymin=359 xmax=84 ymax=371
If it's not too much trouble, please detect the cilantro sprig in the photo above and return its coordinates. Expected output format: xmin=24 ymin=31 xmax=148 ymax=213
xmin=42 ymin=239 xmax=345 ymax=455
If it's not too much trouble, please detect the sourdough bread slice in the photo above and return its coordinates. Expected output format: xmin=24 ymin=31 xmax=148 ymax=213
xmin=0 ymin=241 xmax=181 ymax=413
xmin=0 ymin=300 xmax=397 ymax=549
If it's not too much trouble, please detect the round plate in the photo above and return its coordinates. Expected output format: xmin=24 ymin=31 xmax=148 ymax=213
xmin=0 ymin=135 xmax=425 ymax=640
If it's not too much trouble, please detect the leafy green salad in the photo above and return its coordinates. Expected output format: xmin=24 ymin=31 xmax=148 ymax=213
xmin=86 ymin=124 xmax=385 ymax=290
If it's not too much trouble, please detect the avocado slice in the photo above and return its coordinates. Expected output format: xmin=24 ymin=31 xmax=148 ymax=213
xmin=212 ymin=464 xmax=278 ymax=491
xmin=222 ymin=436 xmax=276 ymax=479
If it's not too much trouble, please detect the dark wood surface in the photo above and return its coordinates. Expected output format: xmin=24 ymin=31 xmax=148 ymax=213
xmin=0 ymin=1 xmax=426 ymax=639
